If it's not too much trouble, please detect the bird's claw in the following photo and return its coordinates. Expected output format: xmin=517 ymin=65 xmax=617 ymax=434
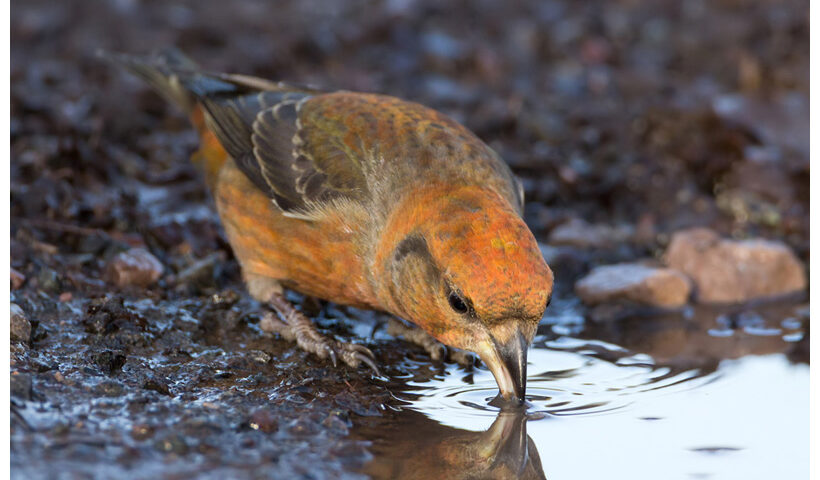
xmin=346 ymin=342 xmax=376 ymax=360
xmin=448 ymin=348 xmax=478 ymax=368
xmin=325 ymin=345 xmax=338 ymax=368
xmin=261 ymin=307 xmax=379 ymax=374
xmin=338 ymin=343 xmax=380 ymax=375
xmin=429 ymin=343 xmax=447 ymax=362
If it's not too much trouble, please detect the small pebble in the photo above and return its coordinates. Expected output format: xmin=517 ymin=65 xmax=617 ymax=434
xmin=131 ymin=423 xmax=155 ymax=441
xmin=143 ymin=378 xmax=172 ymax=396
xmin=37 ymin=267 xmax=60 ymax=292
xmin=248 ymin=409 xmax=278 ymax=433
xmin=548 ymin=218 xmax=633 ymax=249
xmin=10 ymin=268 xmax=25 ymax=290
xmin=91 ymin=350 xmax=127 ymax=375
xmin=96 ymin=380 xmax=125 ymax=397
xmin=10 ymin=303 xmax=31 ymax=343
xmin=10 ymin=373 xmax=33 ymax=401
xmin=154 ymin=434 xmax=188 ymax=455
xmin=106 ymin=248 xmax=164 ymax=288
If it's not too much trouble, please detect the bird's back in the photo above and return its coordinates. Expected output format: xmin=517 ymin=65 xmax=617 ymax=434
xmin=104 ymin=49 xmax=523 ymax=222
xmin=290 ymin=91 xmax=523 ymax=217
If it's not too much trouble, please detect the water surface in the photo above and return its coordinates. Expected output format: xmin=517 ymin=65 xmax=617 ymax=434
xmin=353 ymin=301 xmax=809 ymax=480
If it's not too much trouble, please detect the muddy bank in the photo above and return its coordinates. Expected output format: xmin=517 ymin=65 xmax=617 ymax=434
xmin=11 ymin=289 xmax=432 ymax=479
xmin=11 ymin=0 xmax=808 ymax=478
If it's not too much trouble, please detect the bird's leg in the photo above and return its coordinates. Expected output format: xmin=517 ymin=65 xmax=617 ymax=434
xmin=261 ymin=292 xmax=379 ymax=375
xmin=387 ymin=318 xmax=446 ymax=361
xmin=387 ymin=319 xmax=477 ymax=367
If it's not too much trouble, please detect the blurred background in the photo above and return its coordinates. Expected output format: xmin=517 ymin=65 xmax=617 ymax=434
xmin=11 ymin=1 xmax=808 ymax=479
xmin=12 ymin=0 xmax=809 ymax=255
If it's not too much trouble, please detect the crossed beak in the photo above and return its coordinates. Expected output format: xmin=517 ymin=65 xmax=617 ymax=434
xmin=481 ymin=329 xmax=528 ymax=405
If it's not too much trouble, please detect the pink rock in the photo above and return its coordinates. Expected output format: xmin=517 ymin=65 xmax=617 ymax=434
xmin=664 ymin=228 xmax=806 ymax=304
xmin=106 ymin=248 xmax=164 ymax=288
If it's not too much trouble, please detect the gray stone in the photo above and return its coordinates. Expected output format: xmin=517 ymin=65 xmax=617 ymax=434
xmin=548 ymin=218 xmax=633 ymax=249
xmin=575 ymin=263 xmax=692 ymax=308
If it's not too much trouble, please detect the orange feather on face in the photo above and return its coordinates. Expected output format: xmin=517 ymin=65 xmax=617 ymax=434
xmin=373 ymin=184 xmax=553 ymax=345
xmin=110 ymin=50 xmax=554 ymax=403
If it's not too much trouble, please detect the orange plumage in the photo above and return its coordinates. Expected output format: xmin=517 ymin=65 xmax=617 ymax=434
xmin=108 ymin=49 xmax=554 ymax=404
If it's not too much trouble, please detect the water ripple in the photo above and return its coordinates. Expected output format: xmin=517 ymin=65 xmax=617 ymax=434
xmin=398 ymin=341 xmax=717 ymax=425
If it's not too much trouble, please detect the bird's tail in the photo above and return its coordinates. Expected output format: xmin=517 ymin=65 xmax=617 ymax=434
xmin=101 ymin=48 xmax=243 ymax=189
xmin=98 ymin=48 xmax=201 ymax=113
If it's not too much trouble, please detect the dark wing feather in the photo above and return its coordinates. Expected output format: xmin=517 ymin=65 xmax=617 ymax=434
xmin=197 ymin=90 xmax=302 ymax=209
xmin=191 ymin=79 xmax=355 ymax=214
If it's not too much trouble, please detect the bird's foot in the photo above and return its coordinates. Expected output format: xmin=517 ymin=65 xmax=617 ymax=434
xmin=448 ymin=347 xmax=478 ymax=368
xmin=262 ymin=293 xmax=379 ymax=375
xmin=387 ymin=319 xmax=477 ymax=367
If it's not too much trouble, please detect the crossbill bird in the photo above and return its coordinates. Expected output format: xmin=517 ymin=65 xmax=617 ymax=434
xmin=106 ymin=49 xmax=554 ymax=404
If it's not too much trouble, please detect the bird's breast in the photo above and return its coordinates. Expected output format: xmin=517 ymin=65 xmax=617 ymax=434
xmin=213 ymin=157 xmax=380 ymax=309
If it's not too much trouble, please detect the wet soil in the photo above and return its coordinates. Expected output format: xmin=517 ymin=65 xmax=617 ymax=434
xmin=11 ymin=0 xmax=808 ymax=479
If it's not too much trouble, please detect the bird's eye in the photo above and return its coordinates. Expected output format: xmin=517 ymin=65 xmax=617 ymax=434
xmin=448 ymin=291 xmax=469 ymax=314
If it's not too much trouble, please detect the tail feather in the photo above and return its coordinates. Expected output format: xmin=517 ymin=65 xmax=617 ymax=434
xmin=101 ymin=48 xmax=326 ymax=111
xmin=99 ymin=48 xmax=206 ymax=113
xmin=101 ymin=48 xmax=246 ymax=189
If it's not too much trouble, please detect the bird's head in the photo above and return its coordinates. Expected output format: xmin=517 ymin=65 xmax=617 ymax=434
xmin=376 ymin=184 xmax=553 ymax=404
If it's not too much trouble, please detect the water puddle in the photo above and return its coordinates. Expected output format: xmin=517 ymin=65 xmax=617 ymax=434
xmin=353 ymin=302 xmax=809 ymax=480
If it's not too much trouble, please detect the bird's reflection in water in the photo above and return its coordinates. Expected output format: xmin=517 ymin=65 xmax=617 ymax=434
xmin=353 ymin=409 xmax=546 ymax=480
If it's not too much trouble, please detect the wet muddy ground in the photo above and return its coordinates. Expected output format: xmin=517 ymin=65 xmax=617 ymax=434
xmin=11 ymin=1 xmax=808 ymax=479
